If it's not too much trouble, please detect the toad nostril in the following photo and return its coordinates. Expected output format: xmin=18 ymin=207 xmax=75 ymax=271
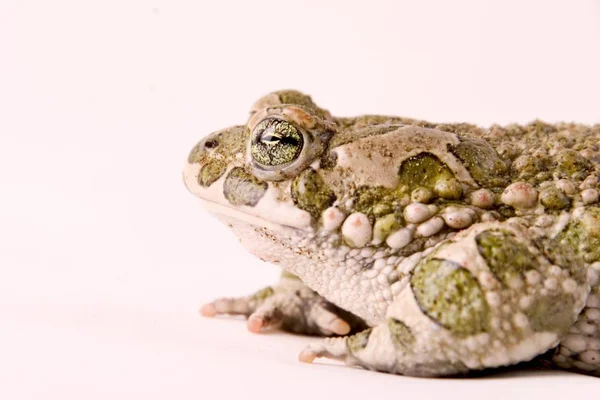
xmin=204 ymin=139 xmax=219 ymax=149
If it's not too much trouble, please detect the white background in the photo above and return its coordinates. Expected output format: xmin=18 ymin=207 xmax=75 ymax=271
xmin=1 ymin=1 xmax=599 ymax=399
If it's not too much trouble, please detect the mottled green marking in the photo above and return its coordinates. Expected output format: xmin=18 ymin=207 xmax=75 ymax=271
xmin=512 ymin=155 xmax=540 ymax=178
xmin=558 ymin=207 xmax=600 ymax=263
xmin=223 ymin=167 xmax=268 ymax=206
xmin=556 ymin=149 xmax=592 ymax=178
xmin=448 ymin=138 xmax=508 ymax=187
xmin=580 ymin=207 xmax=600 ymax=262
xmin=198 ymin=160 xmax=226 ymax=187
xmin=581 ymin=207 xmax=600 ymax=237
xmin=512 ymin=155 xmax=554 ymax=183
xmin=291 ymin=168 xmax=336 ymax=220
xmin=388 ymin=319 xmax=415 ymax=348
xmin=540 ymin=186 xmax=571 ymax=210
xmin=353 ymin=185 xmax=402 ymax=217
xmin=320 ymin=151 xmax=338 ymax=170
xmin=251 ymin=119 xmax=303 ymax=167
xmin=537 ymin=237 xmax=587 ymax=284
xmin=525 ymin=294 xmax=576 ymax=332
xmin=373 ymin=213 xmax=404 ymax=242
xmin=476 ymin=230 xmax=537 ymax=285
xmin=347 ymin=328 xmax=372 ymax=354
xmin=187 ymin=142 xmax=203 ymax=164
xmin=411 ymin=187 xmax=435 ymax=203
xmin=434 ymin=178 xmax=463 ymax=200
xmin=497 ymin=204 xmax=516 ymax=218
xmin=398 ymin=152 xmax=455 ymax=191
xmin=411 ymin=259 xmax=489 ymax=335
xmin=188 ymin=126 xmax=247 ymax=164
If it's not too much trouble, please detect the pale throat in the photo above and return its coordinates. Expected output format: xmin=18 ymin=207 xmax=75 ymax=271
xmin=216 ymin=211 xmax=403 ymax=325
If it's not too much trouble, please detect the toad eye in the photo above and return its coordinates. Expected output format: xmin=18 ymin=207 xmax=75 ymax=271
xmin=250 ymin=119 xmax=304 ymax=167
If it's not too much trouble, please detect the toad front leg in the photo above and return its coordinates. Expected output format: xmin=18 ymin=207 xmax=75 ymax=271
xmin=201 ymin=271 xmax=367 ymax=336
xmin=300 ymin=221 xmax=592 ymax=376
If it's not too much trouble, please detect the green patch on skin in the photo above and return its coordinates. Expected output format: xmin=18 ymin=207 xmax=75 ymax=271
xmin=411 ymin=187 xmax=435 ymax=203
xmin=533 ymin=171 xmax=553 ymax=185
xmin=524 ymin=294 xmax=576 ymax=332
xmin=398 ymin=152 xmax=456 ymax=192
xmin=223 ymin=167 xmax=268 ymax=206
xmin=536 ymin=237 xmax=587 ymax=284
xmin=187 ymin=142 xmax=203 ymax=164
xmin=291 ymin=168 xmax=336 ymax=220
xmin=511 ymin=155 xmax=556 ymax=185
xmin=347 ymin=328 xmax=372 ymax=354
xmin=434 ymin=178 xmax=463 ymax=200
xmin=511 ymin=155 xmax=541 ymax=178
xmin=319 ymin=151 xmax=338 ymax=170
xmin=581 ymin=207 xmax=600 ymax=237
xmin=539 ymin=186 xmax=571 ymax=210
xmin=411 ymin=259 xmax=489 ymax=336
xmin=353 ymin=186 xmax=403 ymax=217
xmin=198 ymin=160 xmax=226 ymax=187
xmin=557 ymin=207 xmax=600 ymax=263
xmin=250 ymin=286 xmax=275 ymax=303
xmin=555 ymin=150 xmax=592 ymax=178
xmin=476 ymin=230 xmax=538 ymax=285
xmin=497 ymin=205 xmax=516 ymax=218
xmin=448 ymin=138 xmax=509 ymax=187
xmin=373 ymin=213 xmax=404 ymax=242
xmin=388 ymin=319 xmax=415 ymax=348
xmin=580 ymin=207 xmax=600 ymax=262
xmin=188 ymin=126 xmax=247 ymax=164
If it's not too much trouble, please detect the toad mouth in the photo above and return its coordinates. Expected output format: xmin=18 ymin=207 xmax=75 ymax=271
xmin=199 ymin=198 xmax=309 ymax=233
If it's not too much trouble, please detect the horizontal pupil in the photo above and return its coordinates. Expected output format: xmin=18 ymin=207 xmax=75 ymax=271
xmin=260 ymin=132 xmax=298 ymax=146
xmin=260 ymin=133 xmax=281 ymax=144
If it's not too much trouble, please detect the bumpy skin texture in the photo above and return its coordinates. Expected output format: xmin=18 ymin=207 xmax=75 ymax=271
xmin=184 ymin=90 xmax=600 ymax=377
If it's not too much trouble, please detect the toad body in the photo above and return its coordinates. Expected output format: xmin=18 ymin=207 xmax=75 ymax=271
xmin=183 ymin=90 xmax=600 ymax=377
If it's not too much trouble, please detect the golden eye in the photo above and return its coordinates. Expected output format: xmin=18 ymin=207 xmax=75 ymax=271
xmin=251 ymin=119 xmax=304 ymax=167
